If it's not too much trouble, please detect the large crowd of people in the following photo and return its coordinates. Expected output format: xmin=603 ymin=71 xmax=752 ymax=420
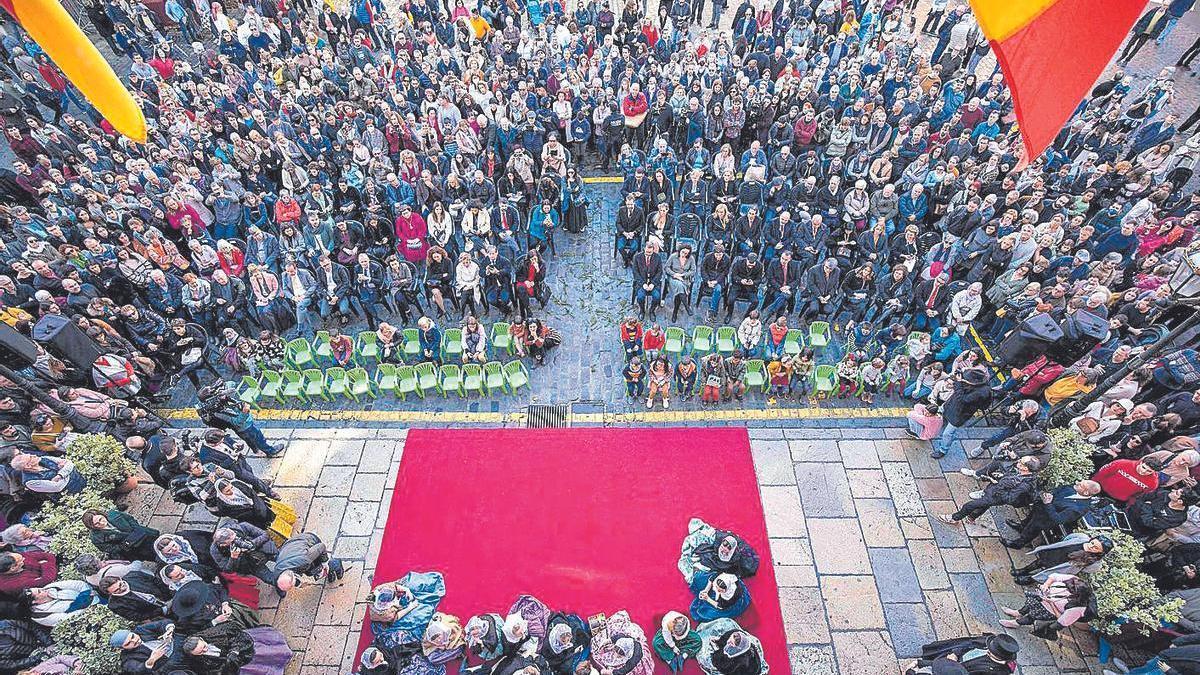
xmin=0 ymin=0 xmax=1197 ymax=670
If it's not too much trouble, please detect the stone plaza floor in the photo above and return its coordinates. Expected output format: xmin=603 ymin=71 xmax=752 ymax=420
xmin=122 ymin=421 xmax=1106 ymax=675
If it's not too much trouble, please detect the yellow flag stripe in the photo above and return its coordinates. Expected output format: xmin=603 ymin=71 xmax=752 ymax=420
xmin=12 ymin=0 xmax=146 ymax=143
xmin=969 ymin=0 xmax=1060 ymax=42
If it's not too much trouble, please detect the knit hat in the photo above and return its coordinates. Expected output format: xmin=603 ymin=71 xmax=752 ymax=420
xmin=110 ymin=630 xmax=132 ymax=648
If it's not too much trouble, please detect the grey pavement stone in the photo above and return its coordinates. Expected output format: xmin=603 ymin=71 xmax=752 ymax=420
xmin=770 ymin=538 xmax=815 ymax=567
xmin=837 ymin=428 xmax=888 ymax=440
xmin=749 ymin=428 xmax=784 ymax=439
xmin=316 ymin=465 xmax=356 ymax=496
xmin=762 ymin=485 xmax=808 ymax=538
xmin=856 ymin=499 xmax=906 ymax=548
xmin=751 ymin=440 xmax=798 ymax=486
xmin=899 ymin=515 xmax=935 ymax=540
xmin=950 ymin=572 xmax=1004 ymax=635
xmin=794 ymin=463 xmax=856 ymax=517
xmin=883 ymin=603 xmax=938 ymax=658
xmin=808 ymin=519 xmax=871 ymax=575
xmin=907 ymin=540 xmax=952 ymax=591
xmin=927 ymin=501 xmax=972 ymax=548
xmin=868 ymin=548 xmax=925 ymax=604
xmin=788 ymin=645 xmax=837 ymax=675
xmin=820 ymin=575 xmax=886 ymax=630
xmin=350 ymin=473 xmax=388 ymax=502
xmin=923 ymin=589 xmax=969 ymax=640
xmin=880 ymin=462 xmax=926 ymax=517
xmin=779 ymin=586 xmax=831 ymax=644
xmin=775 ymin=565 xmax=818 ymax=587
xmin=846 ymin=468 xmax=890 ymax=499
xmin=789 ymin=440 xmax=841 ymax=463
xmin=831 ymin=630 xmax=898 ymax=675
xmin=325 ymin=440 xmax=367 ymax=466
xmin=839 ymin=439 xmax=882 ymax=469
xmin=784 ymin=428 xmax=840 ymax=440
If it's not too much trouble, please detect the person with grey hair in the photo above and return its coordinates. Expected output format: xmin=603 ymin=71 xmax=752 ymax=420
xmin=269 ymin=532 xmax=347 ymax=597
xmin=973 ymin=400 xmax=1048 ymax=457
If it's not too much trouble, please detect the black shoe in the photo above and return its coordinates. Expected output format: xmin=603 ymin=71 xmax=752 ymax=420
xmin=1014 ymin=575 xmax=1035 ymax=586
xmin=328 ymin=559 xmax=347 ymax=581
xmin=1000 ymin=538 xmax=1026 ymax=550
xmin=1005 ymin=519 xmax=1022 ymax=529
xmin=930 ymin=450 xmax=946 ymax=459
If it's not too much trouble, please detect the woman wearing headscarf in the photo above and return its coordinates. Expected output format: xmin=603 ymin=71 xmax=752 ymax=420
xmin=1009 ymin=533 xmax=1113 ymax=586
xmin=368 ymin=571 xmax=447 ymax=650
xmin=0 ymin=525 xmax=50 ymax=554
xmin=689 ymin=571 xmax=751 ymax=622
xmin=695 ymin=619 xmax=766 ymax=675
xmin=153 ymin=532 xmax=220 ymax=581
xmin=589 ymin=610 xmax=655 ymax=675
xmin=464 ymin=613 xmax=506 ymax=666
xmin=422 ymin=612 xmax=466 ymax=665
xmin=692 ymin=529 xmax=760 ymax=580
xmin=83 ymin=509 xmax=161 ymax=561
xmin=491 ymin=651 xmax=553 ymax=675
xmin=652 ymin=611 xmax=702 ymax=673
xmin=202 ymin=478 xmax=276 ymax=530
xmin=540 ymin=612 xmax=590 ymax=675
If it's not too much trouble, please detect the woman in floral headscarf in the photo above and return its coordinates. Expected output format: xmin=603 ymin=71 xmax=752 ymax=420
xmin=589 ymin=610 xmax=654 ymax=675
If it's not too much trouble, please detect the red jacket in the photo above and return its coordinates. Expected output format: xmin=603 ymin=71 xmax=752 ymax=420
xmin=0 ymin=551 xmax=57 ymax=597
xmin=622 ymin=92 xmax=648 ymax=118
xmin=1094 ymin=459 xmax=1160 ymax=503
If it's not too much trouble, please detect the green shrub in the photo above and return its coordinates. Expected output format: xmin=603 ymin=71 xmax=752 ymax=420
xmin=1088 ymin=530 xmax=1183 ymax=636
xmin=1038 ymin=427 xmax=1095 ymax=488
xmin=50 ymin=604 xmax=131 ymax=674
xmin=29 ymin=491 xmax=114 ymax=565
xmin=63 ymin=433 xmax=136 ymax=492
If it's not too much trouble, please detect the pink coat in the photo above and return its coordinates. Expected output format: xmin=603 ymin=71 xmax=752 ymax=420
xmin=395 ymin=213 xmax=429 ymax=263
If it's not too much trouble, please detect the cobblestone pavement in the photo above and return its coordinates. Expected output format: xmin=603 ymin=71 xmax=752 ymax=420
xmin=123 ymin=423 xmax=1108 ymax=675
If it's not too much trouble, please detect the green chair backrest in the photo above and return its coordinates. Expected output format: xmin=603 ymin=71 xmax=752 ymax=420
xmin=262 ymin=370 xmax=282 ymax=385
xmin=491 ymin=322 xmax=512 ymax=343
xmin=396 ymin=366 xmax=417 ymax=391
xmin=665 ymin=327 xmax=686 ymax=349
xmin=484 ymin=361 xmax=504 ymax=380
xmin=504 ymin=360 xmax=529 ymax=386
xmin=403 ymin=328 xmax=421 ymax=352
xmin=358 ymin=331 xmax=378 ymax=351
xmin=313 ymin=330 xmax=332 ymax=354
xmin=441 ymin=364 xmax=462 ymax=380
xmin=302 ymin=369 xmax=324 ymax=388
xmin=692 ymin=325 xmax=714 ymax=349
xmin=282 ymin=369 xmax=303 ymax=385
xmin=377 ymin=362 xmax=398 ymax=378
xmin=287 ymin=337 xmax=313 ymax=360
xmin=327 ymin=367 xmax=347 ymax=387
xmin=463 ymin=363 xmax=484 ymax=389
xmin=240 ymin=375 xmax=259 ymax=393
xmin=815 ymin=364 xmax=836 ymax=381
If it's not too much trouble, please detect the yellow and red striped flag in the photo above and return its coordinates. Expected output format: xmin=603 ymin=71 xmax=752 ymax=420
xmin=970 ymin=0 xmax=1147 ymax=162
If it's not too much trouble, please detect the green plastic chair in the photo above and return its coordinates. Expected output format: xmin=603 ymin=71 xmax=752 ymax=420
xmin=783 ymin=328 xmax=804 ymax=356
xmin=664 ymin=327 xmax=686 ymax=358
xmin=356 ymin=331 xmax=380 ymax=365
xmin=279 ymin=369 xmax=308 ymax=404
xmin=692 ymin=325 xmax=714 ymax=354
xmin=312 ymin=330 xmax=333 ymax=363
xmin=286 ymin=337 xmax=315 ymax=368
xmin=716 ymin=326 xmax=736 ymax=355
xmin=491 ymin=322 xmax=514 ymax=355
xmin=375 ymin=363 xmax=399 ymax=396
xmin=462 ymin=363 xmax=485 ymax=396
xmin=503 ymin=360 xmax=530 ymax=393
xmin=395 ymin=365 xmax=420 ymax=399
xmin=259 ymin=370 xmax=283 ymax=403
xmin=301 ymin=369 xmax=328 ymax=401
xmin=440 ymin=364 xmax=464 ymax=397
xmin=442 ymin=328 xmax=464 ymax=361
xmin=809 ymin=321 xmax=830 ymax=349
xmin=347 ymin=367 xmax=376 ymax=400
xmin=813 ymin=364 xmax=837 ymax=398
xmin=237 ymin=375 xmax=262 ymax=409
xmin=483 ymin=361 xmax=507 ymax=395
xmin=744 ymin=359 xmax=767 ymax=391
xmin=415 ymin=361 xmax=440 ymax=395
xmin=325 ymin=367 xmax=351 ymax=400
xmin=402 ymin=328 xmax=421 ymax=359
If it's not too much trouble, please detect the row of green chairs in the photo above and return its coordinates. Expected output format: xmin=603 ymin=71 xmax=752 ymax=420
xmin=283 ymin=323 xmax=519 ymax=369
xmin=646 ymin=321 xmax=831 ymax=360
xmin=237 ymin=360 xmax=532 ymax=407
xmin=736 ymin=360 xmax=837 ymax=394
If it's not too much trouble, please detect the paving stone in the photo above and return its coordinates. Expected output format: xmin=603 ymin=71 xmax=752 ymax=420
xmin=945 ymin=472 xmax=982 ymax=506
xmin=926 ymin=501 xmax=972 ymax=548
xmin=277 ymin=487 xmax=315 ymax=531
xmin=867 ymin=548 xmax=924 ymax=603
xmin=847 ymin=469 xmax=890 ymax=499
xmin=305 ymin=497 xmax=348 ymax=544
xmin=972 ymin=537 xmax=1024 ymax=596
xmin=789 ymin=440 xmax=841 ymax=462
xmin=303 ymin=624 xmax=347 ymax=665
xmin=275 ymin=439 xmax=330 ymax=486
xmin=325 ymin=440 xmax=366 ymax=465
xmin=880 ymin=462 xmax=926 ymax=517
xmin=357 ymin=443 xmax=395 ymax=473
xmin=903 ymin=442 xmax=944 ymax=479
xmin=856 ymin=499 xmax=906 ymax=548
xmin=375 ymin=428 xmax=410 ymax=439
xmin=181 ymin=503 xmax=217 ymax=528
xmin=940 ymin=547 xmax=981 ymax=574
xmin=775 ymin=565 xmax=818 ymax=587
xmin=350 ymin=473 xmax=388 ymax=502
xmin=154 ymin=490 xmax=186 ymax=517
xmin=314 ymin=566 xmax=364 ymax=626
xmin=874 ymin=439 xmax=914 ymax=462
xmin=899 ymin=515 xmax=934 ymax=540
xmin=147 ymin=514 xmax=181 ymax=533
xmin=750 ymin=428 xmax=784 ymax=439
xmin=808 ymin=519 xmax=870 ymax=575
xmin=779 ymin=586 xmax=831 ymax=643
xmin=794 ymin=463 xmax=856 ymax=517
xmin=770 ymin=538 xmax=815 ymax=566
xmin=762 ymin=485 xmax=808 ymax=538
xmin=263 ymin=427 xmax=294 ymax=440
xmin=334 ymin=535 xmax=371 ymax=560
xmin=788 ymin=645 xmax=837 ymax=675
xmin=274 ymin=584 xmax=323 ymax=638
xmin=839 ymin=428 xmax=887 ymax=440
xmin=991 ymin=592 xmax=1058 ymax=668
xmin=123 ymin=485 xmax=163 ymax=522
xmin=839 ymin=439 xmax=882 ymax=469
xmin=821 ymin=575 xmax=886 ymax=630
xmin=751 ymin=440 xmax=797 ymax=485
xmin=298 ymin=666 xmax=341 ymax=675
xmin=1045 ymin=631 xmax=1093 ymax=672
xmin=376 ymin=490 xmax=394 ymax=528
xmin=316 ymin=465 xmax=355 ymax=496
xmin=341 ymin=501 xmax=379 ymax=536
xmin=923 ymin=589 xmax=969 ymax=640
xmin=915 ymin=476 xmax=952 ymax=501
xmin=831 ymin=630 xmax=898 ymax=675
xmin=883 ymin=603 xmax=938 ymax=658
xmin=907 ymin=540 xmax=951 ymax=590
xmin=950 ymin=572 xmax=1004 ymax=634
xmin=245 ymin=456 xmax=283 ymax=482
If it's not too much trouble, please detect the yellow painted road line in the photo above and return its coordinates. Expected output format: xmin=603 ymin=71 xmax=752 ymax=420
xmin=157 ymin=406 xmax=911 ymax=424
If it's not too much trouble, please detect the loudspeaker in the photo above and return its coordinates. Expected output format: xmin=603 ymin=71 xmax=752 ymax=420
xmin=0 ymin=323 xmax=38 ymax=368
xmin=31 ymin=315 xmax=103 ymax=371
xmin=993 ymin=312 xmax=1064 ymax=368
xmin=1048 ymin=309 xmax=1108 ymax=364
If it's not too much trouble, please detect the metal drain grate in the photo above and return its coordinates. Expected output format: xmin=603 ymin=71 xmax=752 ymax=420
xmin=526 ymin=403 xmax=571 ymax=428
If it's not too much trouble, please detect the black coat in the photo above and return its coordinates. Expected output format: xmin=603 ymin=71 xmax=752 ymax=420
xmin=943 ymin=381 xmax=992 ymax=427
xmin=107 ymin=571 xmax=171 ymax=622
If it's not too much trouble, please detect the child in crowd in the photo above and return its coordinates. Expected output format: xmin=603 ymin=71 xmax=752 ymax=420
xmin=700 ymin=353 xmax=726 ymax=406
xmin=329 ymin=328 xmax=355 ymax=367
xmin=768 ymin=355 xmax=794 ymax=398
xmin=836 ymin=353 xmax=860 ymax=398
xmin=906 ymin=361 xmax=945 ymax=400
xmin=906 ymin=330 xmax=932 ymax=366
xmin=624 ymin=356 xmax=646 ymax=398
xmin=643 ymin=324 xmax=666 ymax=360
xmin=859 ymin=357 xmax=885 ymax=404
xmin=884 ymin=354 xmax=912 ymax=397
xmin=675 ymin=355 xmax=697 ymax=401
xmin=647 ymin=356 xmax=672 ymax=409
xmin=621 ymin=316 xmax=644 ymax=361
xmin=793 ymin=348 xmax=815 ymax=399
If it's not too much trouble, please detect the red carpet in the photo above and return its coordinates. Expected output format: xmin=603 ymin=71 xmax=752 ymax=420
xmin=360 ymin=427 xmax=788 ymax=674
